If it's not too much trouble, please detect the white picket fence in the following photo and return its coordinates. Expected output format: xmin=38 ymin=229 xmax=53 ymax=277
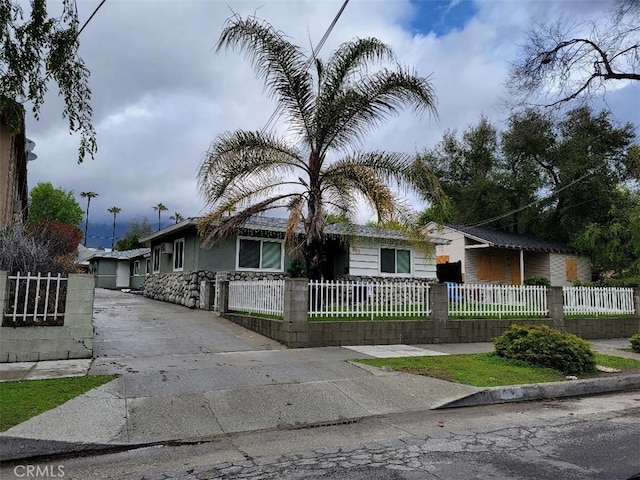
xmin=228 ymin=279 xmax=285 ymax=316
xmin=563 ymin=286 xmax=635 ymax=316
xmin=447 ymin=283 xmax=548 ymax=318
xmin=4 ymin=272 xmax=67 ymax=325
xmin=309 ymin=279 xmax=430 ymax=319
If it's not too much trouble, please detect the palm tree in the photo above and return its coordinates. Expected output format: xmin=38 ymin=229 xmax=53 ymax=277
xmin=80 ymin=191 xmax=98 ymax=246
xmin=107 ymin=207 xmax=122 ymax=249
xmin=170 ymin=212 xmax=184 ymax=224
xmin=197 ymin=17 xmax=446 ymax=280
xmin=152 ymin=203 xmax=168 ymax=231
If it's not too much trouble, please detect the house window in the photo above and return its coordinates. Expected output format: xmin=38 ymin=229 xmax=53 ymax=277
xmin=152 ymin=246 xmax=161 ymax=273
xmin=145 ymin=258 xmax=150 ymax=276
xmin=173 ymin=238 xmax=185 ymax=271
xmin=477 ymin=254 xmax=505 ymax=281
xmin=133 ymin=260 xmax=140 ymax=276
xmin=380 ymin=248 xmax=411 ymax=274
xmin=237 ymin=238 xmax=283 ymax=270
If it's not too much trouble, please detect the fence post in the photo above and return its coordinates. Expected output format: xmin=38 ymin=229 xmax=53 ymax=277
xmin=634 ymin=288 xmax=640 ymax=323
xmin=547 ymin=286 xmax=565 ymax=330
xmin=428 ymin=283 xmax=449 ymax=343
xmin=0 ymin=271 xmax=6 ymax=320
xmin=219 ymin=280 xmax=229 ymax=314
xmin=283 ymin=278 xmax=309 ymax=347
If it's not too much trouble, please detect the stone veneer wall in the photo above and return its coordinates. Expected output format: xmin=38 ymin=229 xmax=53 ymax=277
xmin=144 ymin=271 xmax=214 ymax=308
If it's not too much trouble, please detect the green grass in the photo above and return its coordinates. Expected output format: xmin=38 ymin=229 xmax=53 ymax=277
xmin=0 ymin=375 xmax=115 ymax=431
xmin=354 ymin=352 xmax=640 ymax=387
xmin=594 ymin=353 xmax=640 ymax=369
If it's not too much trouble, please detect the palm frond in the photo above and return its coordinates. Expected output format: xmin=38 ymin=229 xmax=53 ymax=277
xmin=198 ymin=193 xmax=300 ymax=248
xmin=319 ymin=68 xmax=437 ymax=155
xmin=216 ymin=16 xmax=316 ymax=142
xmin=198 ymin=130 xmax=305 ymax=202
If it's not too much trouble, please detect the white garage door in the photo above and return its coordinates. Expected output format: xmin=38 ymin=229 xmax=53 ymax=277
xmin=116 ymin=262 xmax=130 ymax=288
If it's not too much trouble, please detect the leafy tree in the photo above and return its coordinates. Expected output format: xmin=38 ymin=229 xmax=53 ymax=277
xmin=27 ymin=182 xmax=83 ymax=226
xmin=0 ymin=0 xmax=96 ymax=162
xmin=80 ymin=191 xmax=98 ymax=246
xmin=107 ymin=206 xmax=121 ymax=249
xmin=152 ymin=202 xmax=167 ymax=231
xmin=574 ymin=185 xmax=640 ymax=277
xmin=115 ymin=216 xmax=153 ymax=251
xmin=198 ymin=17 xmax=445 ymax=280
xmin=508 ymin=0 xmax=640 ymax=108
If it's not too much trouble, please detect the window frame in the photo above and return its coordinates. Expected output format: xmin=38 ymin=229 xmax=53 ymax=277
xmin=152 ymin=246 xmax=161 ymax=273
xmin=236 ymin=236 xmax=284 ymax=272
xmin=379 ymin=247 xmax=412 ymax=275
xmin=133 ymin=260 xmax=140 ymax=276
xmin=173 ymin=238 xmax=185 ymax=272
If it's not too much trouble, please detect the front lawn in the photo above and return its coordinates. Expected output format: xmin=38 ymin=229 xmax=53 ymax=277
xmin=354 ymin=352 xmax=640 ymax=387
xmin=0 ymin=375 xmax=115 ymax=431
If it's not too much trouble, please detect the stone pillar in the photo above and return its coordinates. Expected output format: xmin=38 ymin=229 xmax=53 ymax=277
xmin=547 ymin=286 xmax=565 ymax=330
xmin=219 ymin=280 xmax=229 ymax=314
xmin=282 ymin=278 xmax=309 ymax=347
xmin=428 ymin=283 xmax=449 ymax=343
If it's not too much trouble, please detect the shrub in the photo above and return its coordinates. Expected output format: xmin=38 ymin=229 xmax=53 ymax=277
xmin=0 ymin=223 xmax=76 ymax=275
xmin=630 ymin=333 xmax=640 ymax=354
xmin=524 ymin=276 xmax=550 ymax=286
xmin=494 ymin=324 xmax=596 ymax=375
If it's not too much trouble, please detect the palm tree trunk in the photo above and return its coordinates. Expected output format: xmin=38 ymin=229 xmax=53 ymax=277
xmin=111 ymin=213 xmax=117 ymax=249
xmin=84 ymin=198 xmax=91 ymax=247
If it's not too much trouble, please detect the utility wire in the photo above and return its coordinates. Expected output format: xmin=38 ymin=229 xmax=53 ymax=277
xmin=78 ymin=0 xmax=107 ymax=36
xmin=261 ymin=0 xmax=350 ymax=133
xmin=468 ymin=163 xmax=607 ymax=229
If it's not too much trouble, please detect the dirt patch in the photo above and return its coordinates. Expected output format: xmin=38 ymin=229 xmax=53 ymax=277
xmin=398 ymin=366 xmax=456 ymax=382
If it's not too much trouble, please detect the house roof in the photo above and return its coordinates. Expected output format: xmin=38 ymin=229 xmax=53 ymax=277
xmin=140 ymin=216 xmax=450 ymax=245
xmin=442 ymin=224 xmax=578 ymax=254
xmin=87 ymin=247 xmax=150 ymax=261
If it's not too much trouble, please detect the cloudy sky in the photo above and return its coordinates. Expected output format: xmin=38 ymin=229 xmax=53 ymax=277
xmin=24 ymin=0 xmax=639 ymax=240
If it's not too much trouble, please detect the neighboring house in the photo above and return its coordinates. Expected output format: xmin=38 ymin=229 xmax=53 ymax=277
xmin=87 ymin=248 xmax=150 ymax=289
xmin=139 ymin=216 xmax=450 ymax=308
xmin=0 ymin=111 xmax=29 ymax=228
xmin=424 ymin=223 xmax=591 ymax=286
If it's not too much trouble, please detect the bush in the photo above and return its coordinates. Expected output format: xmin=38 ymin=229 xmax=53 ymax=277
xmin=0 ymin=223 xmax=77 ymax=275
xmin=494 ymin=324 xmax=596 ymax=375
xmin=630 ymin=333 xmax=640 ymax=354
xmin=524 ymin=276 xmax=550 ymax=286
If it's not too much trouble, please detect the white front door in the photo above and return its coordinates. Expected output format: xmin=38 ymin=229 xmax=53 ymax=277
xmin=116 ymin=262 xmax=130 ymax=288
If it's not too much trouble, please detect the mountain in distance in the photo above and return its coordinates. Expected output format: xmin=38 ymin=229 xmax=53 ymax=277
xmin=84 ymin=220 xmax=171 ymax=249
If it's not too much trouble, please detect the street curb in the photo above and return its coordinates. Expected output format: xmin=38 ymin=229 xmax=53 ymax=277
xmin=432 ymin=373 xmax=640 ymax=409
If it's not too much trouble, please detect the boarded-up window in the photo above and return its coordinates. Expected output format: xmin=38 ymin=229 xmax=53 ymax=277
xmin=477 ymin=254 xmax=505 ymax=281
xmin=436 ymin=255 xmax=450 ymax=264
xmin=566 ymin=258 xmax=578 ymax=281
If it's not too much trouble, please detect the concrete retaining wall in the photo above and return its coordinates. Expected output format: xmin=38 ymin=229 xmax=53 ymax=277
xmin=220 ymin=280 xmax=640 ymax=348
xmin=0 ymin=273 xmax=95 ymax=362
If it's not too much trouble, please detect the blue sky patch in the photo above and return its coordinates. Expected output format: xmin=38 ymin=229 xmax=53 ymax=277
xmin=408 ymin=0 xmax=478 ymax=36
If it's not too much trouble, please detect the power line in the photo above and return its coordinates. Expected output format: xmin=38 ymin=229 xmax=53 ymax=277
xmin=468 ymin=163 xmax=607 ymax=229
xmin=78 ymin=0 xmax=107 ymax=36
xmin=261 ymin=0 xmax=350 ymax=134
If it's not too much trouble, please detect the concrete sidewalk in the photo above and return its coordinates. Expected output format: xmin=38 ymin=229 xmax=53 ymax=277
xmin=1 ymin=339 xmax=639 ymax=462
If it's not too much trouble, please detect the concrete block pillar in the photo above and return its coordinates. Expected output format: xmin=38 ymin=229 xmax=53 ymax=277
xmin=428 ymin=283 xmax=449 ymax=343
xmin=547 ymin=286 xmax=565 ymax=330
xmin=283 ymin=278 xmax=309 ymax=347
